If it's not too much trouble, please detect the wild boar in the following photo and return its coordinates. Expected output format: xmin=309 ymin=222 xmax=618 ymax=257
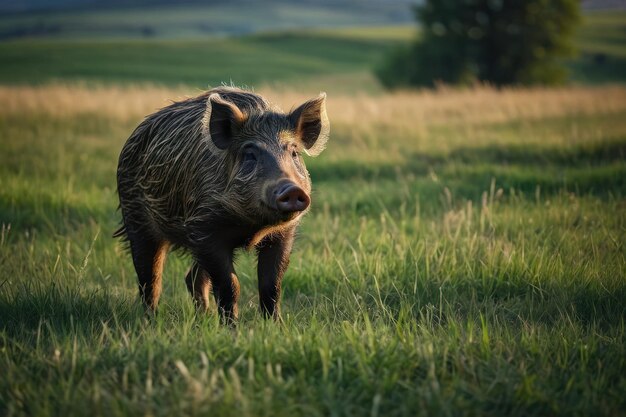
xmin=115 ymin=87 xmax=329 ymax=323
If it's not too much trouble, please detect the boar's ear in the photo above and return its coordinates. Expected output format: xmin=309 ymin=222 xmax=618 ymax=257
xmin=289 ymin=92 xmax=330 ymax=157
xmin=202 ymin=93 xmax=245 ymax=150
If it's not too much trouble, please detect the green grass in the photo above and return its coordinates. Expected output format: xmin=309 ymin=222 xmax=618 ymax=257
xmin=0 ymin=9 xmax=625 ymax=416
xmin=0 ymin=11 xmax=623 ymax=92
xmin=0 ymin=31 xmax=406 ymax=93
xmin=0 ymin=84 xmax=625 ymax=416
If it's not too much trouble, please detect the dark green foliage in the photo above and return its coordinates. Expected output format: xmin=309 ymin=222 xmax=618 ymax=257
xmin=377 ymin=0 xmax=581 ymax=88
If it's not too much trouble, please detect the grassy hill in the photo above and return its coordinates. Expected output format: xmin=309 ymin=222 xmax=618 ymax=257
xmin=0 ymin=1 xmax=413 ymax=39
xmin=0 ymin=29 xmax=412 ymax=93
xmin=0 ymin=11 xmax=624 ymax=92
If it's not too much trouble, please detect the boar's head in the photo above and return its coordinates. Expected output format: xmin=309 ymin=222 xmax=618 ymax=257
xmin=202 ymin=91 xmax=329 ymax=228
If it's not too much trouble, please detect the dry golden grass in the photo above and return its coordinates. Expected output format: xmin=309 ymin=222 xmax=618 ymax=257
xmin=2 ymin=83 xmax=625 ymax=126
xmin=0 ymin=83 xmax=186 ymax=123
xmin=275 ymin=85 xmax=626 ymax=127
xmin=2 ymin=82 xmax=625 ymax=164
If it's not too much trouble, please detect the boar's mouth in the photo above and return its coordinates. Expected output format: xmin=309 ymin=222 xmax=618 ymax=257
xmin=260 ymin=199 xmax=309 ymax=223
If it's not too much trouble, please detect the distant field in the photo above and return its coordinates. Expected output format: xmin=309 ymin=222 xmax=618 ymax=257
xmin=569 ymin=11 xmax=626 ymax=83
xmin=0 ymin=11 xmax=624 ymax=91
xmin=0 ymin=31 xmax=408 ymax=93
xmin=1 ymin=83 xmax=625 ymax=416
xmin=0 ymin=1 xmax=413 ymax=39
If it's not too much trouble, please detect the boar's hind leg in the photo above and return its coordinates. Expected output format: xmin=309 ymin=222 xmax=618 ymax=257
xmin=257 ymin=228 xmax=296 ymax=320
xmin=185 ymin=263 xmax=212 ymax=312
xmin=196 ymin=254 xmax=240 ymax=325
xmin=128 ymin=234 xmax=168 ymax=313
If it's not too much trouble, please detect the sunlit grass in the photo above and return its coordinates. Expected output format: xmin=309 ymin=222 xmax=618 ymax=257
xmin=0 ymin=83 xmax=625 ymax=416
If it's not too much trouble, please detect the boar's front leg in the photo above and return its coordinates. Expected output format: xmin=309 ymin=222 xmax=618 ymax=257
xmin=196 ymin=252 xmax=240 ymax=325
xmin=257 ymin=227 xmax=296 ymax=320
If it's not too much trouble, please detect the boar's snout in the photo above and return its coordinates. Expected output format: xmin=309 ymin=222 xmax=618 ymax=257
xmin=274 ymin=182 xmax=310 ymax=213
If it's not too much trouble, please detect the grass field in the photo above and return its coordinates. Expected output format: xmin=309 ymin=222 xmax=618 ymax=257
xmin=1 ymin=6 xmax=626 ymax=416
xmin=0 ymin=33 xmax=400 ymax=93
xmin=0 ymin=82 xmax=625 ymax=416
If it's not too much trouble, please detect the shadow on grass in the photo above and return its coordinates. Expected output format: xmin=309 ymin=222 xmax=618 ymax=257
xmin=444 ymin=139 xmax=626 ymax=167
xmin=0 ymin=281 xmax=143 ymax=339
xmin=0 ymin=195 xmax=112 ymax=235
xmin=1 ymin=272 xmax=623 ymax=339
xmin=284 ymin=260 xmax=626 ymax=331
xmin=309 ymin=138 xmax=626 ymax=198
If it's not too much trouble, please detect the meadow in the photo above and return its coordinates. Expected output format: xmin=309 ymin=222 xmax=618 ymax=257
xmin=1 ymin=9 xmax=626 ymax=417
xmin=1 ymin=81 xmax=625 ymax=416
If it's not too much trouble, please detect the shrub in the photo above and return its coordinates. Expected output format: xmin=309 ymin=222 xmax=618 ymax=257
xmin=377 ymin=0 xmax=581 ymax=88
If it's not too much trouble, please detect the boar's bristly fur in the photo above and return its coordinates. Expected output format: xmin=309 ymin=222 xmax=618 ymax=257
xmin=115 ymin=86 xmax=329 ymax=324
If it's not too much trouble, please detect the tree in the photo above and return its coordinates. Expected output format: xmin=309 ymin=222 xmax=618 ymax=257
xmin=376 ymin=0 xmax=581 ymax=88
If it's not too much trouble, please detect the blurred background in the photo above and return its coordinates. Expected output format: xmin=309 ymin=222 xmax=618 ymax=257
xmin=0 ymin=0 xmax=624 ymax=93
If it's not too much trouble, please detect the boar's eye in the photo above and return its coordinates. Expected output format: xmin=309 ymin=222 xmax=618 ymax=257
xmin=290 ymin=146 xmax=304 ymax=173
xmin=243 ymin=148 xmax=257 ymax=163
xmin=240 ymin=145 xmax=258 ymax=174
